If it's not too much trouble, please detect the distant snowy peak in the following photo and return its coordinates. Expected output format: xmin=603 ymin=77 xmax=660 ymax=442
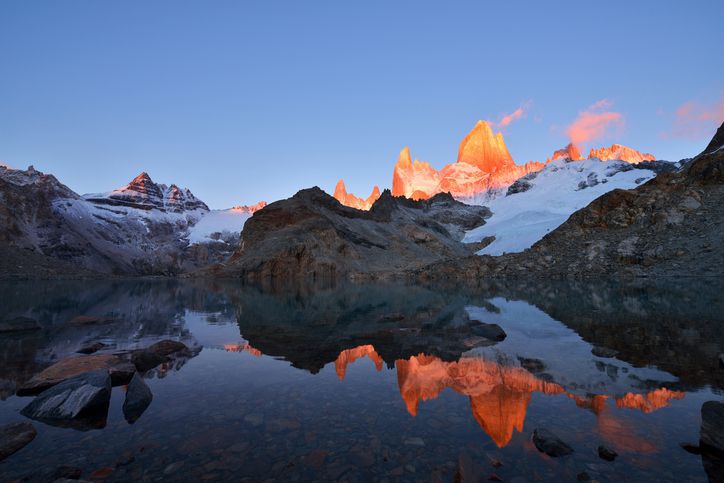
xmin=547 ymin=143 xmax=584 ymax=163
xmin=588 ymin=144 xmax=655 ymax=164
xmin=85 ymin=171 xmax=209 ymax=212
xmin=0 ymin=164 xmax=78 ymax=197
xmin=230 ymin=201 xmax=268 ymax=213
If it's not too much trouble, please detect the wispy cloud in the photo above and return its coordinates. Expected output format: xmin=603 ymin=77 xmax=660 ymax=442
xmin=494 ymin=101 xmax=531 ymax=129
xmin=566 ymin=99 xmax=624 ymax=146
xmin=661 ymin=95 xmax=724 ymax=140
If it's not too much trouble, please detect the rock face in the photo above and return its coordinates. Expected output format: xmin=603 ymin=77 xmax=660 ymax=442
xmin=588 ymin=144 xmax=655 ymax=164
xmin=416 ymin=122 xmax=724 ymax=279
xmin=84 ymin=172 xmax=208 ymax=212
xmin=215 ymin=188 xmax=490 ymax=280
xmin=547 ymin=143 xmax=584 ymax=163
xmin=701 ymin=401 xmax=724 ymax=454
xmin=391 ymin=121 xmax=546 ymax=202
xmin=0 ymin=422 xmax=37 ymax=462
xmin=122 ymin=373 xmax=153 ymax=424
xmin=333 ymin=179 xmax=381 ymax=210
xmin=21 ymin=370 xmax=112 ymax=428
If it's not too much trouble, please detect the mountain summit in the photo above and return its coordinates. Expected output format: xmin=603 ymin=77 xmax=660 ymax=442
xmin=457 ymin=120 xmax=515 ymax=172
xmin=588 ymin=144 xmax=655 ymax=164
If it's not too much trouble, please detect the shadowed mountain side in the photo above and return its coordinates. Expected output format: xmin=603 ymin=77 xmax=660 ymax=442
xmin=209 ymin=188 xmax=490 ymax=281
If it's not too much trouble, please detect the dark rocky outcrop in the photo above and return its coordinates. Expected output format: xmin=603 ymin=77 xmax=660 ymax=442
xmin=597 ymin=445 xmax=618 ymax=461
xmin=532 ymin=428 xmax=574 ymax=457
xmin=21 ymin=370 xmax=112 ymax=430
xmin=0 ymin=422 xmax=37 ymax=461
xmin=122 ymin=373 xmax=153 ymax=424
xmin=212 ymin=188 xmax=490 ymax=281
xmin=0 ymin=316 xmax=41 ymax=333
xmin=701 ymin=401 xmax=724 ymax=482
xmin=130 ymin=340 xmax=193 ymax=372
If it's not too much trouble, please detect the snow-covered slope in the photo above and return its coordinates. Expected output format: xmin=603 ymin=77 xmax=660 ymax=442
xmin=188 ymin=208 xmax=255 ymax=244
xmin=463 ymin=159 xmax=660 ymax=255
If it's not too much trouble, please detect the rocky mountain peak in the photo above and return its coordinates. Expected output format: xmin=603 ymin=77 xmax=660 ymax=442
xmin=457 ymin=120 xmax=515 ymax=172
xmin=547 ymin=143 xmax=584 ymax=163
xmin=588 ymin=144 xmax=655 ymax=164
xmin=333 ymin=179 xmax=381 ymax=210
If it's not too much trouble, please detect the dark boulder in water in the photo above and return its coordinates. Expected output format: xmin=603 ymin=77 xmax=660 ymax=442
xmin=0 ymin=421 xmax=37 ymax=461
xmin=123 ymin=373 xmax=153 ymax=424
xmin=532 ymin=428 xmax=574 ymax=457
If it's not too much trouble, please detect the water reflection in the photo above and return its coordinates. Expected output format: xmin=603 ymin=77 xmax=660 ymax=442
xmin=0 ymin=278 xmax=722 ymax=481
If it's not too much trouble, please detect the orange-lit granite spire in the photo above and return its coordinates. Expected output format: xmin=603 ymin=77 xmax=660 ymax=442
xmin=334 ymin=345 xmax=384 ymax=380
xmin=588 ymin=144 xmax=655 ymax=164
xmin=457 ymin=120 xmax=515 ymax=172
xmin=547 ymin=143 xmax=584 ymax=163
xmin=333 ymin=179 xmax=381 ymax=210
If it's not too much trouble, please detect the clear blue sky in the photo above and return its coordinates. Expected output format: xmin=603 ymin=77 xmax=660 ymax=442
xmin=1 ymin=1 xmax=722 ymax=208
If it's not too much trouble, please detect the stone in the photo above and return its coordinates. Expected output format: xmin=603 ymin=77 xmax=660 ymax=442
xmin=719 ymin=353 xmax=724 ymax=369
xmin=532 ymin=428 xmax=574 ymax=457
xmin=18 ymin=354 xmax=134 ymax=395
xmin=67 ymin=315 xmax=114 ymax=326
xmin=577 ymin=471 xmax=591 ymax=481
xmin=21 ymin=369 xmax=112 ymax=428
xmin=77 ymin=342 xmax=107 ymax=355
xmin=50 ymin=465 xmax=83 ymax=480
xmin=592 ymin=346 xmax=618 ymax=358
xmin=469 ymin=322 xmax=506 ymax=341
xmin=700 ymin=401 xmax=724 ymax=454
xmin=0 ymin=316 xmax=41 ymax=333
xmin=122 ymin=373 xmax=153 ymax=424
xmin=597 ymin=445 xmax=618 ymax=461
xmin=0 ymin=421 xmax=37 ymax=461
xmin=130 ymin=340 xmax=190 ymax=372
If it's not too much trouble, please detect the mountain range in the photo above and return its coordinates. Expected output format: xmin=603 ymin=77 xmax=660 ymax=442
xmin=335 ymin=120 xmax=657 ymax=207
xmin=0 ymin=121 xmax=720 ymax=280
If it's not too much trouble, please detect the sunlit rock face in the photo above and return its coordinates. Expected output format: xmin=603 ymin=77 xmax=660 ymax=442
xmin=615 ymin=388 xmax=685 ymax=413
xmin=391 ymin=121 xmax=545 ymax=201
xmin=395 ymin=354 xmax=564 ymax=447
xmin=547 ymin=143 xmax=584 ymax=163
xmin=333 ymin=180 xmax=381 ymax=210
xmin=588 ymin=144 xmax=655 ymax=164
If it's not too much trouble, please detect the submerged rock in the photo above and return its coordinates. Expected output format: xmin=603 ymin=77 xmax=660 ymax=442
xmin=77 ymin=342 xmax=108 ymax=355
xmin=469 ymin=322 xmax=506 ymax=342
xmin=0 ymin=316 xmax=41 ymax=333
xmin=130 ymin=339 xmax=191 ymax=372
xmin=21 ymin=370 xmax=111 ymax=430
xmin=17 ymin=354 xmax=135 ymax=396
xmin=598 ymin=445 xmax=618 ymax=461
xmin=532 ymin=428 xmax=574 ymax=457
xmin=0 ymin=421 xmax=37 ymax=461
xmin=701 ymin=401 xmax=724 ymax=453
xmin=123 ymin=373 xmax=153 ymax=424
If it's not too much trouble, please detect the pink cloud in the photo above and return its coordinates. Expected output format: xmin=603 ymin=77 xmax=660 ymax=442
xmin=662 ymin=96 xmax=724 ymax=140
xmin=566 ymin=100 xmax=624 ymax=145
xmin=494 ymin=101 xmax=531 ymax=129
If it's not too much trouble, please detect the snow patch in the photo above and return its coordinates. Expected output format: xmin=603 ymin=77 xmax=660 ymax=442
xmin=187 ymin=209 xmax=253 ymax=244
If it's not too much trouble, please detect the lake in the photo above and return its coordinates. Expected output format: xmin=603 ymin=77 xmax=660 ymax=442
xmin=0 ymin=279 xmax=722 ymax=482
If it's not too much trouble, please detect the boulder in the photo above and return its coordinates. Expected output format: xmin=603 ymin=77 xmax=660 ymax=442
xmin=532 ymin=428 xmax=574 ymax=457
xmin=130 ymin=340 xmax=190 ymax=372
xmin=598 ymin=445 xmax=618 ymax=461
xmin=21 ymin=370 xmax=111 ymax=430
xmin=0 ymin=421 xmax=37 ymax=461
xmin=701 ymin=401 xmax=724 ymax=454
xmin=122 ymin=373 xmax=153 ymax=424
xmin=469 ymin=322 xmax=506 ymax=342
xmin=0 ymin=316 xmax=41 ymax=333
xmin=17 ymin=354 xmax=135 ymax=396
xmin=76 ymin=342 xmax=107 ymax=355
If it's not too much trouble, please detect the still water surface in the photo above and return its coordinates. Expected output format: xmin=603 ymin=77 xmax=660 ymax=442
xmin=0 ymin=279 xmax=722 ymax=482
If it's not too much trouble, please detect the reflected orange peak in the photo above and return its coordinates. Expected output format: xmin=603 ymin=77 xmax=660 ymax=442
xmin=334 ymin=344 xmax=384 ymax=380
xmin=616 ymin=388 xmax=685 ymax=413
xmin=223 ymin=342 xmax=262 ymax=357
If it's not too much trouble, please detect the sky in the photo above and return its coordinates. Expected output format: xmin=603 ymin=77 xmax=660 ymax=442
xmin=1 ymin=1 xmax=722 ymax=208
